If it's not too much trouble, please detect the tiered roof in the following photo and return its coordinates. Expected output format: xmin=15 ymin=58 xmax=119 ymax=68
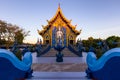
xmin=38 ymin=5 xmax=81 ymax=36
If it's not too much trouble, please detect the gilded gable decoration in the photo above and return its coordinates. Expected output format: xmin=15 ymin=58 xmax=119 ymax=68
xmin=38 ymin=5 xmax=81 ymax=47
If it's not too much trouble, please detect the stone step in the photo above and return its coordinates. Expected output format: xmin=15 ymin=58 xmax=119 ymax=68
xmin=41 ymin=48 xmax=78 ymax=57
xmin=27 ymin=72 xmax=90 ymax=80
xmin=32 ymin=52 xmax=87 ymax=64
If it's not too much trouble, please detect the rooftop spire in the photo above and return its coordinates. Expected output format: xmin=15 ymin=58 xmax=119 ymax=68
xmin=58 ymin=3 xmax=60 ymax=9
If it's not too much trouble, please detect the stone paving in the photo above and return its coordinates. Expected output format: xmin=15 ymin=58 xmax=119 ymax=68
xmin=28 ymin=52 xmax=90 ymax=80
xmin=32 ymin=63 xmax=87 ymax=72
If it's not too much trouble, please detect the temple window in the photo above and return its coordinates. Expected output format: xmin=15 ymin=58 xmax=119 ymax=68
xmin=70 ymin=40 xmax=73 ymax=44
xmin=46 ymin=35 xmax=49 ymax=39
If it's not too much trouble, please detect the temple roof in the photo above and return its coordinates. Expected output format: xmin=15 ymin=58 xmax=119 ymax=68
xmin=48 ymin=4 xmax=71 ymax=24
xmin=38 ymin=5 xmax=81 ymax=36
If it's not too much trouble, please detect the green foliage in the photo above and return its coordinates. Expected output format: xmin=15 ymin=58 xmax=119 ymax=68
xmin=82 ymin=36 xmax=120 ymax=58
xmin=15 ymin=30 xmax=24 ymax=44
xmin=0 ymin=20 xmax=30 ymax=46
xmin=28 ymin=45 xmax=36 ymax=52
xmin=106 ymin=36 xmax=120 ymax=49
xmin=96 ymin=49 xmax=103 ymax=58
xmin=15 ymin=50 xmax=22 ymax=60
xmin=82 ymin=37 xmax=102 ymax=52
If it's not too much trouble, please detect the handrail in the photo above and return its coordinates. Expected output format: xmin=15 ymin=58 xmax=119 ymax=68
xmin=41 ymin=44 xmax=51 ymax=55
xmin=0 ymin=49 xmax=32 ymax=71
xmin=87 ymin=48 xmax=120 ymax=71
xmin=36 ymin=44 xmax=51 ymax=56
xmin=68 ymin=44 xmax=82 ymax=56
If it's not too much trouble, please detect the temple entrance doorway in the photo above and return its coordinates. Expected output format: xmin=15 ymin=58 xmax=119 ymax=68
xmin=70 ymin=40 xmax=73 ymax=45
xmin=52 ymin=26 xmax=66 ymax=47
xmin=46 ymin=40 xmax=49 ymax=44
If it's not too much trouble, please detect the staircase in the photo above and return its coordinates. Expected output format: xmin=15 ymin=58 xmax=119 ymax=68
xmin=62 ymin=48 xmax=78 ymax=57
xmin=27 ymin=72 xmax=89 ymax=80
xmin=28 ymin=52 xmax=89 ymax=80
xmin=41 ymin=48 xmax=57 ymax=57
xmin=42 ymin=48 xmax=78 ymax=57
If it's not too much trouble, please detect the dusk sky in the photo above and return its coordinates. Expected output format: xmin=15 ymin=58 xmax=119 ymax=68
xmin=0 ymin=0 xmax=120 ymax=44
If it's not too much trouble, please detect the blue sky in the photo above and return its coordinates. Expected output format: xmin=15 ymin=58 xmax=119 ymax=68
xmin=0 ymin=0 xmax=120 ymax=44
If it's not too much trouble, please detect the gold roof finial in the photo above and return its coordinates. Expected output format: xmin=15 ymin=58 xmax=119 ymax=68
xmin=58 ymin=3 xmax=60 ymax=9
xmin=75 ymin=24 xmax=77 ymax=27
xmin=47 ymin=20 xmax=49 ymax=23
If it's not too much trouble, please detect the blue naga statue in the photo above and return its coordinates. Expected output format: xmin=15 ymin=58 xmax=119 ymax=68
xmin=0 ymin=49 xmax=33 ymax=80
xmin=54 ymin=37 xmax=65 ymax=62
xmin=86 ymin=48 xmax=120 ymax=80
xmin=11 ymin=40 xmax=18 ymax=54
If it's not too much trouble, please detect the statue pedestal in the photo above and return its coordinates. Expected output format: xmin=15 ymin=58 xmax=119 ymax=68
xmin=56 ymin=52 xmax=64 ymax=62
xmin=54 ymin=37 xmax=65 ymax=62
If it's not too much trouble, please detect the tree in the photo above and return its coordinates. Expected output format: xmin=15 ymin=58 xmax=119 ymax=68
xmin=15 ymin=28 xmax=30 ymax=44
xmin=106 ymin=36 xmax=120 ymax=48
xmin=0 ymin=20 xmax=30 ymax=45
xmin=0 ymin=20 xmax=7 ymax=44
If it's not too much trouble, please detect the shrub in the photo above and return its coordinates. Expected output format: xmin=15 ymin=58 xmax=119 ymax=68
xmin=15 ymin=50 xmax=22 ymax=60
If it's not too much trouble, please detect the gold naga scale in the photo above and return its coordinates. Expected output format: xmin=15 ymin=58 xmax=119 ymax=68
xmin=38 ymin=5 xmax=81 ymax=47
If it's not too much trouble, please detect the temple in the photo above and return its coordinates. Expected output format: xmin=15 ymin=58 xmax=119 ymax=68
xmin=38 ymin=5 xmax=81 ymax=47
